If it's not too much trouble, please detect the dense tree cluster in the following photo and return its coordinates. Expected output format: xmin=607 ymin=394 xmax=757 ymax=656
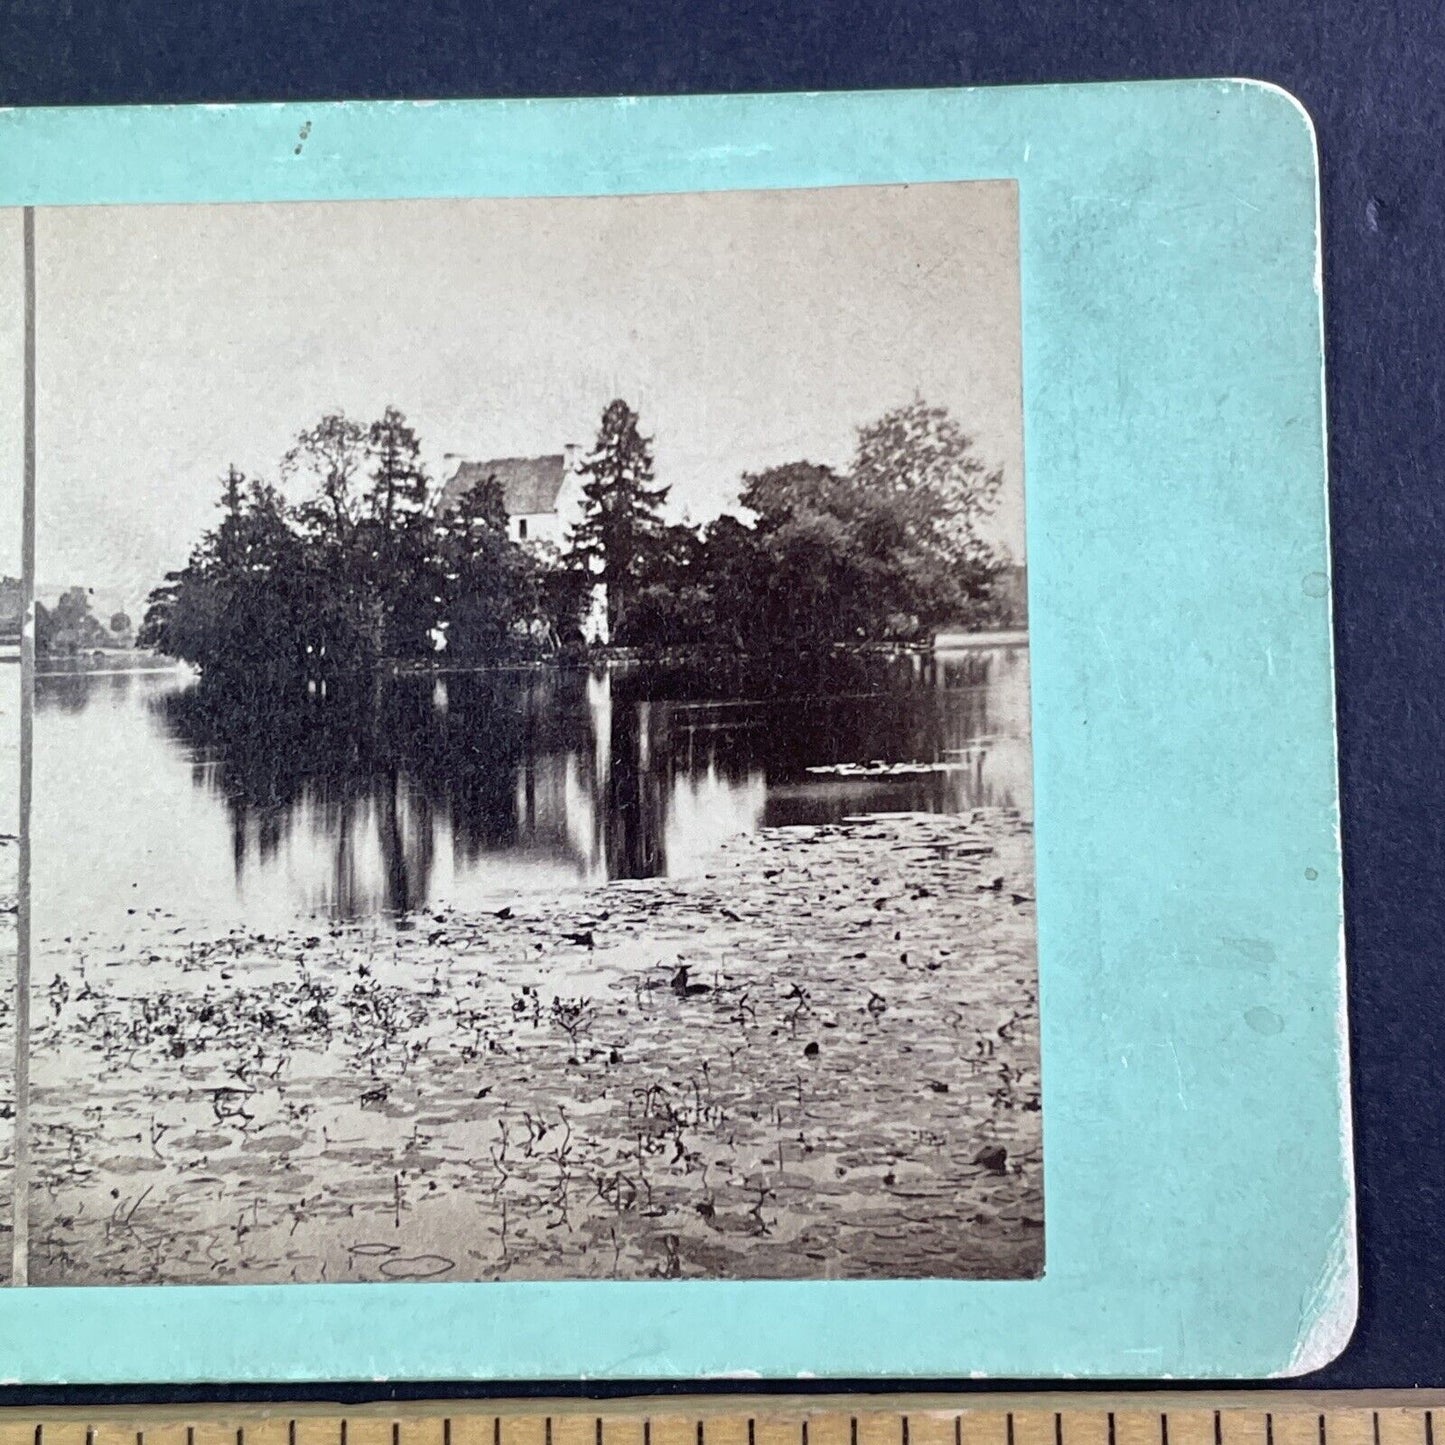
xmin=604 ymin=398 xmax=1010 ymax=649
xmin=140 ymin=397 xmax=1011 ymax=684
xmin=140 ymin=409 xmax=546 ymax=685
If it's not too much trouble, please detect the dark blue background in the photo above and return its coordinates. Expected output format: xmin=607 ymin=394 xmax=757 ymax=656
xmin=2 ymin=0 xmax=1441 ymax=1394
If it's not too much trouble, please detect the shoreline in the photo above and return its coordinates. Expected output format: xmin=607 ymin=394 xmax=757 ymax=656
xmin=29 ymin=632 xmax=1027 ymax=681
xmin=26 ymin=808 xmax=1042 ymax=1285
xmin=394 ymin=632 xmax=1029 ymax=676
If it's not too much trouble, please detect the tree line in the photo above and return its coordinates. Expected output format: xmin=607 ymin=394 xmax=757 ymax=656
xmin=139 ymin=395 xmax=1012 ymax=685
xmin=34 ymin=587 xmax=133 ymax=655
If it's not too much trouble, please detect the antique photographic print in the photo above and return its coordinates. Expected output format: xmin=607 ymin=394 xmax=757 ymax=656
xmin=6 ymin=183 xmax=1039 ymax=1285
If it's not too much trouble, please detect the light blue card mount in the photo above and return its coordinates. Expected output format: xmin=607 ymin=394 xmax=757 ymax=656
xmin=0 ymin=81 xmax=1350 ymax=1382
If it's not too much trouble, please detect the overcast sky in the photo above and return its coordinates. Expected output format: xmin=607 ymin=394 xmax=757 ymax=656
xmin=3 ymin=183 xmax=1022 ymax=612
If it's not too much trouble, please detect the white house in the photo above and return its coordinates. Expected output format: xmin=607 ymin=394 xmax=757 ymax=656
xmin=438 ymin=444 xmax=587 ymax=547
xmin=438 ymin=444 xmax=608 ymax=644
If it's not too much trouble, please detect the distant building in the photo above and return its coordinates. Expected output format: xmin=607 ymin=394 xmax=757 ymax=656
xmin=438 ymin=445 xmax=587 ymax=547
xmin=437 ymin=445 xmax=608 ymax=645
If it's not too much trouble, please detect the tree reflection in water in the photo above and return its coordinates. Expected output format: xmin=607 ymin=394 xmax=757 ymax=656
xmin=141 ymin=648 xmax=1028 ymax=920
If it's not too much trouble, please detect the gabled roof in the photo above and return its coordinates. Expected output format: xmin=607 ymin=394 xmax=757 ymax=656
xmin=440 ymin=455 xmax=567 ymax=517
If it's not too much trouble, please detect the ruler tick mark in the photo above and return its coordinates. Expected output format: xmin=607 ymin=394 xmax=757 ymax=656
xmin=5 ymin=1396 xmax=1412 ymax=1445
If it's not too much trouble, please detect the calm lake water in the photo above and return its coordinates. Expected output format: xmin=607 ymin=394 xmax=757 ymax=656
xmin=32 ymin=645 xmax=1031 ymax=931
xmin=25 ymin=647 xmax=1041 ymax=1285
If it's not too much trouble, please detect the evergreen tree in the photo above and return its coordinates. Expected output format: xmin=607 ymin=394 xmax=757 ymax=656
xmin=219 ymin=463 xmax=247 ymax=521
xmin=364 ymin=406 xmax=430 ymax=537
xmin=567 ymin=399 xmax=669 ymax=641
xmin=140 ymin=468 xmax=320 ymax=686
xmin=355 ymin=407 xmax=437 ymax=655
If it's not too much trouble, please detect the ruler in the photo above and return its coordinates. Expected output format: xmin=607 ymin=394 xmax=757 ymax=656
xmin=0 ymin=1395 xmax=1438 ymax=1445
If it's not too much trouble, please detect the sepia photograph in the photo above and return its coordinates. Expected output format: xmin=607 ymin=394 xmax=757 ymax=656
xmin=6 ymin=183 xmax=1039 ymax=1285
